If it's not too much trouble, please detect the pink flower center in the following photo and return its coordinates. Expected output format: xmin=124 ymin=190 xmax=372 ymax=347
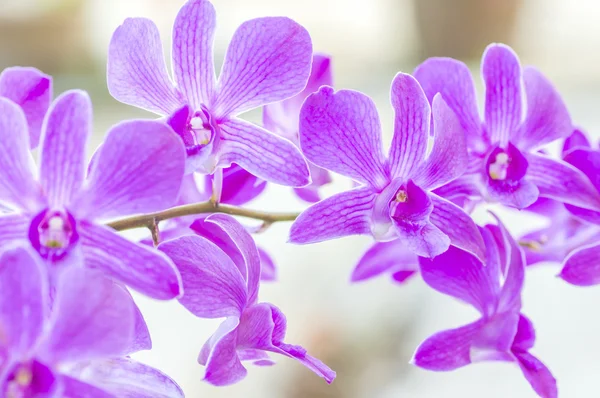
xmin=28 ymin=209 xmax=79 ymax=261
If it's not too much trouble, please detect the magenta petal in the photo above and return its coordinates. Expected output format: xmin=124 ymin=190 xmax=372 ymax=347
xmin=413 ymin=320 xmax=484 ymax=371
xmin=219 ymin=118 xmax=309 ymax=187
xmin=562 ymin=128 xmax=591 ymax=155
xmin=80 ymin=222 xmax=181 ymax=300
xmin=351 ymin=240 xmax=418 ymax=283
xmin=0 ymin=246 xmax=46 ymax=355
xmin=73 ymin=120 xmax=185 ymax=220
xmin=159 ymin=235 xmax=247 ymax=318
xmin=514 ymin=351 xmax=558 ymax=398
xmin=413 ymin=58 xmax=483 ymax=143
xmin=495 ymin=217 xmax=526 ymax=313
xmin=395 ymin=221 xmax=450 ymax=258
xmin=42 ymin=268 xmax=135 ymax=364
xmin=108 ymin=18 xmax=182 ymax=115
xmin=39 ymin=90 xmax=91 ymax=208
xmin=289 ymin=187 xmax=378 ymax=244
xmin=563 ymin=147 xmax=600 ymax=192
xmin=413 ymin=95 xmax=468 ymax=190
xmin=487 ymin=178 xmax=539 ymax=209
xmin=210 ymin=164 xmax=267 ymax=206
xmin=482 ymin=44 xmax=523 ymax=146
xmin=429 ymin=193 xmax=486 ymax=261
xmin=432 ymin=174 xmax=481 ymax=200
xmin=388 ymin=73 xmax=430 ymax=179
xmin=258 ymin=247 xmax=277 ymax=282
xmin=512 ymin=314 xmax=536 ymax=351
xmin=559 ymin=243 xmax=600 ymax=286
xmin=299 ymin=86 xmax=388 ymax=188
xmin=0 ymin=213 xmax=30 ymax=246
xmin=526 ymin=153 xmax=600 ymax=211
xmin=513 ymin=67 xmax=572 ymax=151
xmin=214 ymin=17 xmax=312 ymax=117
xmin=61 ymin=376 xmax=113 ymax=398
xmin=172 ymin=0 xmax=216 ymax=109
xmin=0 ymin=67 xmax=52 ymax=148
xmin=201 ymin=317 xmax=247 ymax=386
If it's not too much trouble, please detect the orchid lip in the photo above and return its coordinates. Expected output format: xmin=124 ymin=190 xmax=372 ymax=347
xmin=3 ymin=360 xmax=56 ymax=397
xmin=28 ymin=208 xmax=79 ymax=262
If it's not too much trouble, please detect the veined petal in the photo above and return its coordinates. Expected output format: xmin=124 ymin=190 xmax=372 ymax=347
xmin=108 ymin=18 xmax=182 ymax=115
xmin=0 ymin=213 xmax=30 ymax=246
xmin=559 ymin=242 xmax=600 ymax=286
xmin=513 ymin=67 xmax=572 ymax=151
xmin=258 ymin=247 xmax=277 ymax=282
xmin=512 ymin=314 xmax=536 ymax=351
xmin=562 ymin=128 xmax=591 ymax=155
xmin=486 ymin=177 xmax=539 ymax=210
xmin=412 ymin=320 xmax=484 ymax=371
xmin=214 ymin=17 xmax=312 ymax=117
xmin=482 ymin=43 xmax=523 ymax=146
xmin=73 ymin=120 xmax=185 ymax=220
xmin=80 ymin=222 xmax=181 ymax=300
xmin=395 ymin=221 xmax=450 ymax=259
xmin=61 ymin=376 xmax=114 ymax=398
xmin=172 ymin=0 xmax=216 ymax=109
xmin=413 ymin=57 xmax=484 ymax=144
xmin=526 ymin=153 xmax=600 ymax=211
xmin=494 ymin=215 xmax=526 ymax=313
xmin=201 ymin=317 xmax=247 ymax=386
xmin=351 ymin=240 xmax=418 ymax=283
xmin=218 ymin=118 xmax=309 ymax=187
xmin=388 ymin=73 xmax=430 ymax=179
xmin=159 ymin=235 xmax=247 ymax=318
xmin=289 ymin=187 xmax=377 ymax=244
xmin=429 ymin=193 xmax=486 ymax=261
xmin=432 ymin=174 xmax=481 ymax=200
xmin=413 ymin=94 xmax=469 ymax=190
xmin=299 ymin=86 xmax=388 ymax=188
xmin=41 ymin=268 xmax=135 ymax=364
xmin=39 ymin=90 xmax=91 ymax=208
xmin=0 ymin=98 xmax=41 ymax=212
xmin=0 ymin=246 xmax=47 ymax=356
xmin=0 ymin=66 xmax=52 ymax=148
xmin=514 ymin=351 xmax=558 ymax=398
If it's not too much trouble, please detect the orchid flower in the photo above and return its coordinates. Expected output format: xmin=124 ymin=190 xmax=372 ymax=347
xmin=413 ymin=219 xmax=557 ymax=398
xmin=107 ymin=0 xmax=311 ymax=186
xmin=351 ymin=240 xmax=419 ymax=284
xmin=0 ymin=66 xmax=51 ymax=149
xmin=414 ymin=43 xmax=600 ymax=211
xmin=0 ymin=92 xmax=184 ymax=299
xmin=263 ymin=54 xmax=334 ymax=202
xmin=290 ymin=73 xmax=485 ymax=260
xmin=159 ymin=214 xmax=335 ymax=386
xmin=0 ymin=245 xmax=183 ymax=397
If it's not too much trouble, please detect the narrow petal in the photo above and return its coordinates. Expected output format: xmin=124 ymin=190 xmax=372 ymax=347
xmin=0 ymin=246 xmax=47 ymax=355
xmin=562 ymin=128 xmax=591 ymax=155
xmin=413 ymin=58 xmax=483 ymax=143
xmin=108 ymin=18 xmax=182 ymax=115
xmin=159 ymin=235 xmax=247 ymax=317
xmin=172 ymin=0 xmax=216 ymax=109
xmin=39 ymin=90 xmax=91 ymax=208
xmin=563 ymin=147 xmax=600 ymax=192
xmin=526 ymin=153 xmax=600 ymax=211
xmin=514 ymin=351 xmax=558 ymax=398
xmin=351 ymin=240 xmax=418 ymax=283
xmin=202 ymin=317 xmax=247 ymax=386
xmin=218 ymin=118 xmax=309 ymax=187
xmin=207 ymin=165 xmax=267 ymax=206
xmin=388 ymin=73 xmax=430 ymax=179
xmin=0 ymin=98 xmax=42 ymax=211
xmin=42 ymin=268 xmax=135 ymax=364
xmin=429 ymin=193 xmax=486 ymax=261
xmin=412 ymin=320 xmax=484 ymax=371
xmin=214 ymin=17 xmax=312 ymax=117
xmin=289 ymin=187 xmax=378 ymax=244
xmin=513 ymin=67 xmax=572 ymax=151
xmin=73 ymin=120 xmax=185 ymax=220
xmin=299 ymin=86 xmax=388 ymax=187
xmin=482 ymin=43 xmax=523 ymax=146
xmin=80 ymin=222 xmax=182 ymax=300
xmin=494 ymin=215 xmax=526 ymax=313
xmin=432 ymin=174 xmax=481 ymax=200
xmin=413 ymin=95 xmax=468 ymax=190
xmin=69 ymin=358 xmax=184 ymax=398
xmin=394 ymin=221 xmax=450 ymax=258
xmin=258 ymin=247 xmax=277 ymax=282
xmin=512 ymin=315 xmax=536 ymax=351
xmin=61 ymin=376 xmax=114 ymax=398
xmin=0 ymin=66 xmax=52 ymax=148
xmin=559 ymin=243 xmax=600 ymax=286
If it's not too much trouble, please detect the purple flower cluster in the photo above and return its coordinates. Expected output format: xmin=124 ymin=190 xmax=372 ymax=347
xmin=2 ymin=0 xmax=600 ymax=396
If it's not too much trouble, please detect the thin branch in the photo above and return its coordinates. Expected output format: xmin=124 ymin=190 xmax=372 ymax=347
xmin=106 ymin=201 xmax=300 ymax=232
xmin=149 ymin=217 xmax=160 ymax=247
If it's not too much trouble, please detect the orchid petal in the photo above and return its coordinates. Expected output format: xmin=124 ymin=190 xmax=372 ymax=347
xmin=172 ymin=0 xmax=216 ymax=109
xmin=514 ymin=351 xmax=558 ymax=398
xmin=395 ymin=221 xmax=450 ymax=258
xmin=494 ymin=216 xmax=526 ymax=313
xmin=351 ymin=240 xmax=418 ymax=283
xmin=209 ymin=165 xmax=266 ymax=206
xmin=214 ymin=17 xmax=312 ymax=117
xmin=289 ymin=187 xmax=378 ymax=244
xmin=0 ymin=213 xmax=30 ymax=246
xmin=61 ymin=376 xmax=114 ymax=398
xmin=219 ymin=118 xmax=309 ymax=187
xmin=299 ymin=86 xmax=388 ymax=188
xmin=80 ymin=222 xmax=181 ymax=300
xmin=512 ymin=315 xmax=536 ymax=351
xmin=258 ymin=247 xmax=277 ymax=282
xmin=108 ymin=18 xmax=182 ymax=115
xmin=201 ymin=317 xmax=246 ymax=386
xmin=432 ymin=174 xmax=481 ymax=200
xmin=559 ymin=242 xmax=600 ymax=286
xmin=562 ymin=128 xmax=591 ymax=155
xmin=0 ymin=66 xmax=52 ymax=148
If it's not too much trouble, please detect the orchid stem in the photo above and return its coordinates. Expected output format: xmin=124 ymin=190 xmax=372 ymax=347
xmin=149 ymin=217 xmax=160 ymax=247
xmin=105 ymin=201 xmax=300 ymax=232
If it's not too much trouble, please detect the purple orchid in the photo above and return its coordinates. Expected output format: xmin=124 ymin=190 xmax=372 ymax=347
xmin=414 ymin=43 xmax=600 ymax=211
xmin=0 ymin=245 xmax=183 ymax=397
xmin=351 ymin=240 xmax=419 ymax=284
xmin=290 ymin=72 xmax=486 ymax=260
xmin=0 ymin=92 xmax=184 ymax=299
xmin=159 ymin=214 xmax=335 ymax=386
xmin=263 ymin=54 xmax=334 ymax=202
xmin=107 ymin=0 xmax=311 ymax=187
xmin=413 ymin=219 xmax=557 ymax=398
xmin=0 ymin=66 xmax=51 ymax=149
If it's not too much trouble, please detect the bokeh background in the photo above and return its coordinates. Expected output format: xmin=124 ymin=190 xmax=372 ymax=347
xmin=2 ymin=0 xmax=600 ymax=396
